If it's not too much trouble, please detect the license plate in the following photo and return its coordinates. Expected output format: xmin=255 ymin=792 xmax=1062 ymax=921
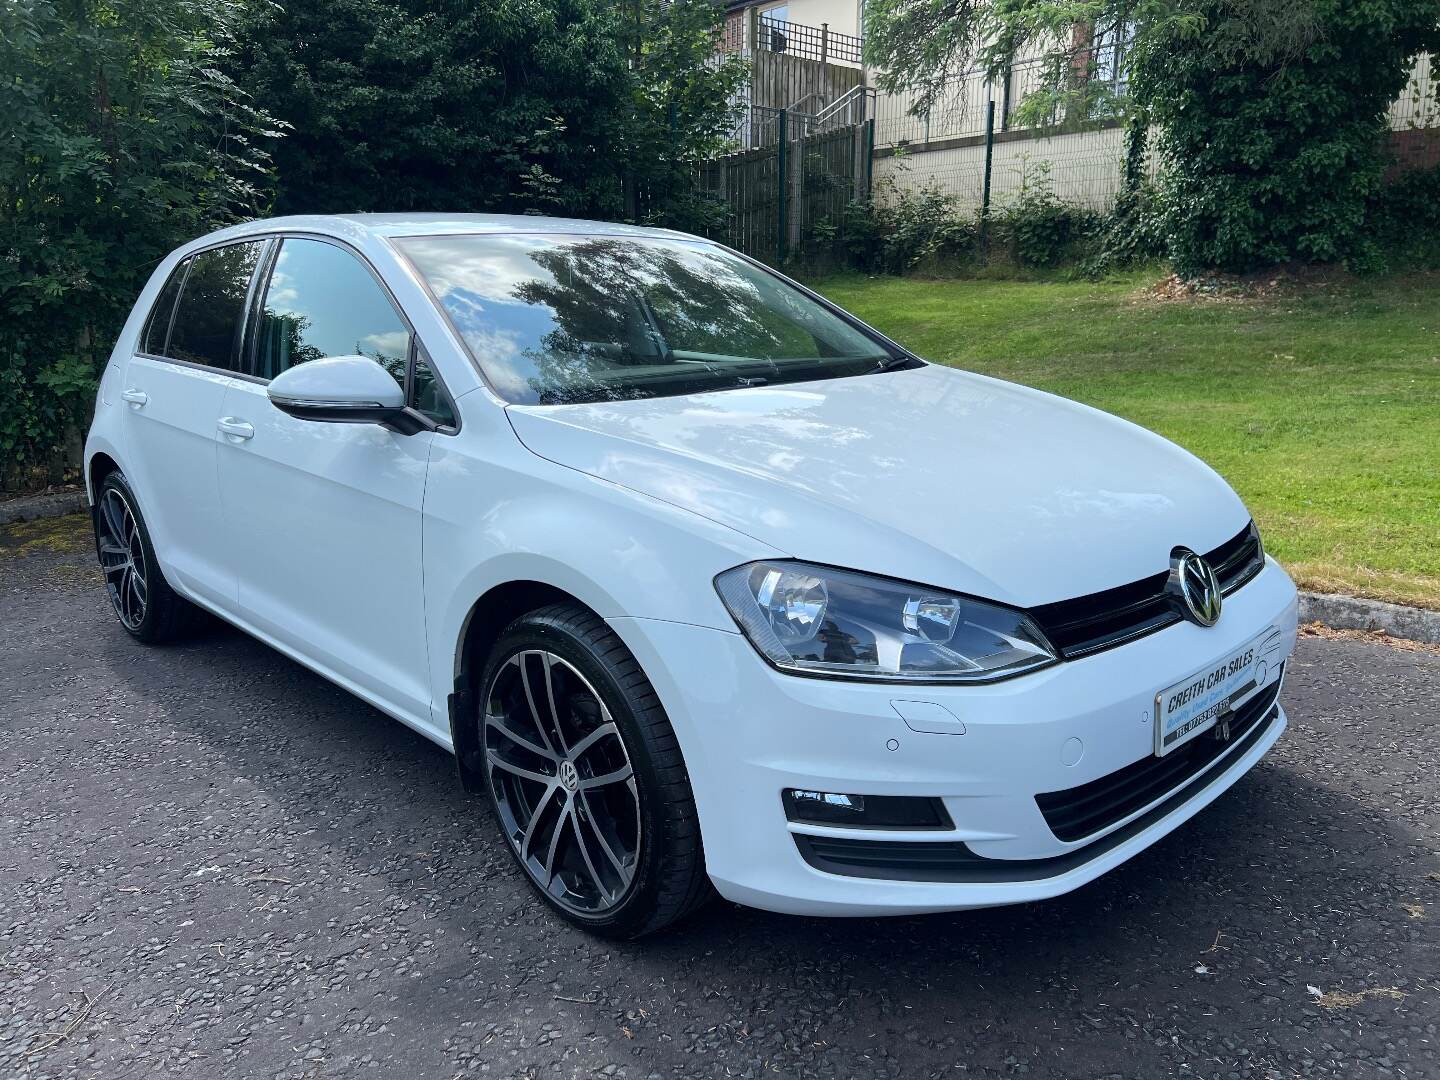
xmin=1154 ymin=628 xmax=1281 ymax=756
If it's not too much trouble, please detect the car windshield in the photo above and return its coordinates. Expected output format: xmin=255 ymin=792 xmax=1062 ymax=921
xmin=393 ymin=233 xmax=895 ymax=405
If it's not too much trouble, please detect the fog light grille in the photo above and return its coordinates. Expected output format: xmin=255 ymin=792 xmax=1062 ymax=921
xmin=783 ymin=789 xmax=952 ymax=830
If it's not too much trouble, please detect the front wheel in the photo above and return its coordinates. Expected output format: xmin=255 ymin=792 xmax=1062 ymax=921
xmin=476 ymin=604 xmax=712 ymax=937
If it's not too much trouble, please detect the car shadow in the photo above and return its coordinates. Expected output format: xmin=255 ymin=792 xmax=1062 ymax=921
xmin=96 ymin=610 xmax=1437 ymax=1074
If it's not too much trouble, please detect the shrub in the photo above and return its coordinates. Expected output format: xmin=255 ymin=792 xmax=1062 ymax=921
xmin=0 ymin=0 xmax=275 ymax=492
xmin=1368 ymin=166 xmax=1440 ymax=270
xmin=1137 ymin=0 xmax=1440 ymax=274
xmin=998 ymin=161 xmax=1103 ymax=268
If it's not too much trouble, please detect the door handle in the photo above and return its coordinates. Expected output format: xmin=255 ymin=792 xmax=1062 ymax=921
xmin=121 ymin=388 xmax=148 ymax=406
xmin=217 ymin=417 xmax=255 ymax=440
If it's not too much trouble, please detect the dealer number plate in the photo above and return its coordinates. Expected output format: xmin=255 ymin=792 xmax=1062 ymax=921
xmin=1154 ymin=628 xmax=1279 ymax=756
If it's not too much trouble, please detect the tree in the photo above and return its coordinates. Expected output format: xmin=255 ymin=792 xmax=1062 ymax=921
xmin=228 ymin=0 xmax=631 ymax=216
xmin=863 ymin=0 xmax=1440 ymax=272
xmin=0 ymin=0 xmax=277 ymax=489
xmin=617 ymin=0 xmax=750 ymax=230
xmin=227 ymin=0 xmax=746 ymax=224
xmin=1137 ymin=0 xmax=1440 ymax=272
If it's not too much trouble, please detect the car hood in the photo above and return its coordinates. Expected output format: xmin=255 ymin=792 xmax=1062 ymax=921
xmin=506 ymin=364 xmax=1251 ymax=608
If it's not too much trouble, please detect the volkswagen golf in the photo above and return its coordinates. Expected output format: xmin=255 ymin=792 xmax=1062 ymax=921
xmin=85 ymin=214 xmax=1298 ymax=937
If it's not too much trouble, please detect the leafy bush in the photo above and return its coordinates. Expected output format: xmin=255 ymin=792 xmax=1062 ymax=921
xmin=0 ymin=0 xmax=275 ymax=491
xmin=998 ymin=161 xmax=1103 ymax=268
xmin=1368 ymin=166 xmax=1440 ymax=269
xmin=228 ymin=0 xmax=746 ymax=223
xmin=1137 ymin=0 xmax=1440 ymax=274
xmin=813 ymin=156 xmax=978 ymax=275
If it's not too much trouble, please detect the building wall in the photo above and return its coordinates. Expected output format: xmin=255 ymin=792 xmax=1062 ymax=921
xmin=873 ymin=126 xmax=1144 ymax=214
xmin=781 ymin=0 xmax=861 ymax=38
xmin=874 ymin=52 xmax=1436 ymax=213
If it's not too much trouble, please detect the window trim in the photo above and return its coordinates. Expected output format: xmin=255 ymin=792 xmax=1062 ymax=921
xmin=133 ymin=236 xmax=271 ymax=386
xmin=133 ymin=230 xmax=461 ymax=433
xmin=248 ymin=231 xmax=461 ymax=434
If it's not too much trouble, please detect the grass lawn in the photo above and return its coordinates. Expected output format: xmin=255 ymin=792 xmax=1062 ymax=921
xmin=809 ymin=271 xmax=1440 ymax=610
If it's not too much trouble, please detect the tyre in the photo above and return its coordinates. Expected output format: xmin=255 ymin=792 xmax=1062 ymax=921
xmin=93 ymin=470 xmax=204 ymax=644
xmin=476 ymin=603 xmax=713 ymax=937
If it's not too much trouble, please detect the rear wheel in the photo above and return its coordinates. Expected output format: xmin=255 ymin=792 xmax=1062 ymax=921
xmin=93 ymin=471 xmax=203 ymax=643
xmin=477 ymin=604 xmax=712 ymax=937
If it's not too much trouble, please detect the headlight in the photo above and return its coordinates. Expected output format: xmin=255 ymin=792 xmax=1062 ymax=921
xmin=715 ymin=561 xmax=1059 ymax=683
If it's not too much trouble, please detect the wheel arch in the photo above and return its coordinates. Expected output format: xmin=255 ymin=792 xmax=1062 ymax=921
xmin=449 ymin=578 xmax=603 ymax=793
xmin=86 ymin=449 xmax=122 ymax=504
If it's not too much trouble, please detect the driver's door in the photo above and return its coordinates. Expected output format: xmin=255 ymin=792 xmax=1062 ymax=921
xmin=216 ymin=236 xmax=439 ymax=728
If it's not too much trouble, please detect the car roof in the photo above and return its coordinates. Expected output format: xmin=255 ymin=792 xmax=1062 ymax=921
xmin=187 ymin=213 xmax=703 ymax=250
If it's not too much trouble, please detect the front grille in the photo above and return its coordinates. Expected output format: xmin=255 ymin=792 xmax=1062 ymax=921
xmin=1028 ymin=522 xmax=1265 ymax=660
xmin=793 ymin=687 xmax=1282 ymax=884
xmin=1035 ymin=671 xmax=1283 ymax=843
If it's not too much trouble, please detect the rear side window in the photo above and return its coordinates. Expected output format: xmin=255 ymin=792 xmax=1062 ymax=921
xmin=254 ymin=238 xmax=411 ymax=385
xmin=166 ymin=241 xmax=266 ymax=371
xmin=140 ymin=258 xmax=189 ymax=355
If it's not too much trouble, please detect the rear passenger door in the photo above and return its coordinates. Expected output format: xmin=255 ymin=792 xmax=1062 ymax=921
xmin=119 ymin=240 xmax=268 ymax=608
xmin=215 ymin=236 xmax=454 ymax=730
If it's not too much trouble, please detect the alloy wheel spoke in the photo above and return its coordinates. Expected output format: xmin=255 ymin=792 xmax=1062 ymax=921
xmin=568 ymin=804 xmax=615 ymax=901
xmin=519 ymin=784 xmax=562 ymax=866
xmin=578 ymin=764 xmax=633 ymax=792
xmin=519 ymin=652 xmax=568 ymax=756
xmin=541 ymin=803 xmax=570 ymax=887
xmin=579 ymin=793 xmax=632 ymax=882
xmin=488 ymin=754 xmax=556 ymax=787
xmin=486 ymin=711 xmax=558 ymax=761
xmin=119 ymin=568 xmax=137 ymax=624
xmin=567 ymin=721 xmax=620 ymax=762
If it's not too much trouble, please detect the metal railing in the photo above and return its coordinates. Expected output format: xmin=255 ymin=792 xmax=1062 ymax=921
xmin=872 ymin=47 xmax=1127 ymax=149
xmin=756 ymin=15 xmax=863 ymax=66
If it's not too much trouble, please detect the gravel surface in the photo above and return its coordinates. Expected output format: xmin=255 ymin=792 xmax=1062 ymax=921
xmin=3 ymin=514 xmax=1438 ymax=1079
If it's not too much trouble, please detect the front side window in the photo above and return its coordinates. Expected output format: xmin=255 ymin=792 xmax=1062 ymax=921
xmin=255 ymin=238 xmax=411 ymax=386
xmin=395 ymin=234 xmax=892 ymax=406
xmin=166 ymin=241 xmax=266 ymax=370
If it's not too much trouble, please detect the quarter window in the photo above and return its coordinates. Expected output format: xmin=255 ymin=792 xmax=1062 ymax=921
xmin=411 ymin=354 xmax=456 ymax=427
xmin=166 ymin=241 xmax=266 ymax=371
xmin=141 ymin=258 xmax=189 ymax=356
xmin=254 ymin=238 xmax=411 ymax=387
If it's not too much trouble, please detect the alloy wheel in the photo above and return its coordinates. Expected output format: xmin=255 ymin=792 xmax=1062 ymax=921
xmin=96 ymin=487 xmax=148 ymax=630
xmin=484 ymin=650 xmax=641 ymax=915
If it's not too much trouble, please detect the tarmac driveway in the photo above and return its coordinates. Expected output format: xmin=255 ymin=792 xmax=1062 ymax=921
xmin=2 ymin=513 xmax=1437 ymax=1079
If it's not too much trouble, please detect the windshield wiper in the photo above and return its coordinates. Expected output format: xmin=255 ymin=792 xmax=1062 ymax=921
xmin=872 ymin=354 xmax=921 ymax=373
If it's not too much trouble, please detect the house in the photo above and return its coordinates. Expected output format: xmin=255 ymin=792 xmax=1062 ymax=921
xmin=721 ymin=1 xmax=865 ymax=65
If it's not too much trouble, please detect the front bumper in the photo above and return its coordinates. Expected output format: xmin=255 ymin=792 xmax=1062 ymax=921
xmin=610 ymin=557 xmax=1299 ymax=917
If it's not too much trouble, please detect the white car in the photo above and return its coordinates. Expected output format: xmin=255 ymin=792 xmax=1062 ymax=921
xmin=85 ymin=214 xmax=1298 ymax=937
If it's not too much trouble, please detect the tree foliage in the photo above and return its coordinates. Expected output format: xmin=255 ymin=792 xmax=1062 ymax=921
xmin=2 ymin=0 xmax=744 ymax=487
xmin=1137 ymin=0 xmax=1440 ymax=272
xmin=229 ymin=0 xmax=630 ymax=216
xmin=863 ymin=0 xmax=1440 ymax=273
xmin=0 ymin=0 xmax=277 ymax=488
xmin=228 ymin=0 xmax=746 ymax=223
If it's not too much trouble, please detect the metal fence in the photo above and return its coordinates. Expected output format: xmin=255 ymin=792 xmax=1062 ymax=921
xmin=757 ymin=15 xmax=863 ymax=66
xmin=873 ymin=47 xmax=1125 ymax=150
xmin=721 ymin=12 xmax=863 ymax=67
xmin=698 ymin=111 xmax=874 ymax=263
xmin=871 ymin=52 xmax=1437 ymax=217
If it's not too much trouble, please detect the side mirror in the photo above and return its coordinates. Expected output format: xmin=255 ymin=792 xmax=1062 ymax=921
xmin=267 ymin=355 xmax=428 ymax=434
